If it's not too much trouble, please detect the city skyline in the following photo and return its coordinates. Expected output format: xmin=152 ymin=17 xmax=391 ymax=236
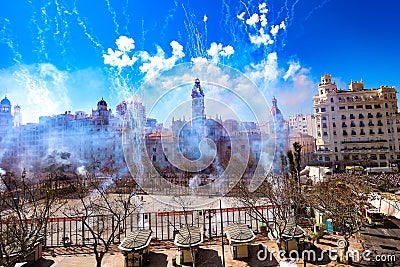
xmin=1 ymin=0 xmax=400 ymax=124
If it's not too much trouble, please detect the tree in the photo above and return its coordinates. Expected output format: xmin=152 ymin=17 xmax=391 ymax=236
xmin=63 ymin=169 xmax=140 ymax=267
xmin=232 ymin=172 xmax=305 ymax=243
xmin=305 ymin=173 xmax=373 ymax=255
xmin=0 ymin=171 xmax=65 ymax=267
xmin=293 ymin=142 xmax=302 ymax=180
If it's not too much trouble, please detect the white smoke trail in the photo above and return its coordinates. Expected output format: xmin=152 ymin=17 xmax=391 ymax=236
xmin=70 ymin=4 xmax=105 ymax=54
xmin=27 ymin=0 xmax=50 ymax=61
xmin=54 ymin=0 xmax=71 ymax=60
xmin=304 ymin=0 xmax=332 ymax=21
xmin=122 ymin=0 xmax=131 ymax=36
xmin=0 ymin=18 xmax=23 ymax=64
xmin=105 ymin=0 xmax=120 ymax=36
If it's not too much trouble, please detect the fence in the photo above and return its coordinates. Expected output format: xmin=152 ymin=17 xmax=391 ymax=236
xmin=43 ymin=205 xmax=277 ymax=247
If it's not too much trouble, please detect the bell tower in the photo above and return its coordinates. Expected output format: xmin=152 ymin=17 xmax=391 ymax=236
xmin=191 ymin=78 xmax=205 ymax=121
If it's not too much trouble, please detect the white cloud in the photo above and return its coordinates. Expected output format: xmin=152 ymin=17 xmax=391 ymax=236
xmin=245 ymin=52 xmax=279 ymax=86
xmin=115 ymin=36 xmax=135 ymax=52
xmin=203 ymin=14 xmax=208 ymax=22
xmin=103 ymin=36 xmax=138 ymax=68
xmin=237 ymin=11 xmax=246 ymax=21
xmin=258 ymin=3 xmax=268 ymax=13
xmin=207 ymin=42 xmax=221 ymax=63
xmin=139 ymin=40 xmax=185 ymax=80
xmin=220 ymin=45 xmax=234 ymax=57
xmin=283 ymin=61 xmax=301 ymax=81
xmin=260 ymin=14 xmax=268 ymax=27
xmin=206 ymin=42 xmax=235 ymax=63
xmin=246 ymin=13 xmax=259 ymax=26
xmin=275 ymin=67 xmax=315 ymax=115
xmin=249 ymin=28 xmax=273 ymax=46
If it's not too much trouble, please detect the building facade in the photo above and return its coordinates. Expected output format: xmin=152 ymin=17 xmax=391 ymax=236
xmin=313 ymin=74 xmax=399 ymax=169
xmin=288 ymin=114 xmax=316 ymax=138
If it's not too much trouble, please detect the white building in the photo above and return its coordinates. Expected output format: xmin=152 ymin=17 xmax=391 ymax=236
xmin=313 ymin=74 xmax=399 ymax=169
xmin=288 ymin=114 xmax=316 ymax=138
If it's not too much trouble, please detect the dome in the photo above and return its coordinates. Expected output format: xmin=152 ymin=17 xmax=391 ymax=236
xmin=97 ymin=97 xmax=107 ymax=107
xmin=0 ymin=96 xmax=11 ymax=106
xmin=270 ymin=97 xmax=281 ymax=116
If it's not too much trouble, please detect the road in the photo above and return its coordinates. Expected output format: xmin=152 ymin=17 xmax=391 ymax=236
xmin=356 ymin=217 xmax=400 ymax=266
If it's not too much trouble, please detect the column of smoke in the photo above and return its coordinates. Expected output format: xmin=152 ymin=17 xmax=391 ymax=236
xmin=124 ymin=99 xmax=145 ymax=184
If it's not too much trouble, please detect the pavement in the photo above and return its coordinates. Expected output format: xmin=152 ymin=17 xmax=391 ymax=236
xmin=31 ymin=232 xmax=367 ymax=267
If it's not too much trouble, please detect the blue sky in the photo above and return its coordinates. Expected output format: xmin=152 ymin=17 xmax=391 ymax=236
xmin=1 ymin=0 xmax=400 ymax=124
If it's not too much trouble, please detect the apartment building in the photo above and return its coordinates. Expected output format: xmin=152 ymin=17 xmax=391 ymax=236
xmin=288 ymin=114 xmax=316 ymax=138
xmin=313 ymin=74 xmax=399 ymax=169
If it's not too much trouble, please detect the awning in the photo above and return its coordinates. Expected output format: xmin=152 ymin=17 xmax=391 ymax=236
xmin=118 ymin=229 xmax=152 ymax=252
xmin=174 ymin=226 xmax=203 ymax=248
xmin=226 ymin=223 xmax=256 ymax=243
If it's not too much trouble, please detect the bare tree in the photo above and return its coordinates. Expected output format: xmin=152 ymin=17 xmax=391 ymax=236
xmin=62 ymin=171 xmax=139 ymax=267
xmin=0 ymin=171 xmax=65 ymax=267
xmin=232 ymin=172 xmax=305 ymax=244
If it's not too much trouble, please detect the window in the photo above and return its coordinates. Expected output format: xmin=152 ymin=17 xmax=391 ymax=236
xmin=356 ymin=105 xmax=363 ymax=109
xmin=331 ymin=106 xmax=335 ymax=111
xmin=341 ymin=115 xmax=346 ymax=120
xmin=368 ymin=113 xmax=373 ymax=118
xmin=323 ymin=132 xmax=328 ymax=136
xmin=322 ymin=123 xmax=327 ymax=128
xmin=359 ymin=121 xmax=365 ymax=127
xmin=360 ymin=129 xmax=365 ymax=135
xmin=330 ymin=97 xmax=334 ymax=103
xmin=374 ymin=104 xmax=381 ymax=109
xmin=339 ymin=106 xmax=346 ymax=110
xmin=366 ymin=105 xmax=372 ymax=109
xmin=351 ymin=130 xmax=356 ymax=135
xmin=379 ymin=154 xmax=386 ymax=160
xmin=342 ymin=122 xmax=347 ymax=127
xmin=359 ymin=114 xmax=364 ymax=119
xmin=333 ymin=131 xmax=337 ymax=136
xmin=321 ymin=107 xmax=326 ymax=112
xmin=315 ymin=108 xmax=319 ymax=113
xmin=350 ymin=114 xmax=355 ymax=119
xmin=350 ymin=121 xmax=356 ymax=127
xmin=348 ymin=106 xmax=354 ymax=110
